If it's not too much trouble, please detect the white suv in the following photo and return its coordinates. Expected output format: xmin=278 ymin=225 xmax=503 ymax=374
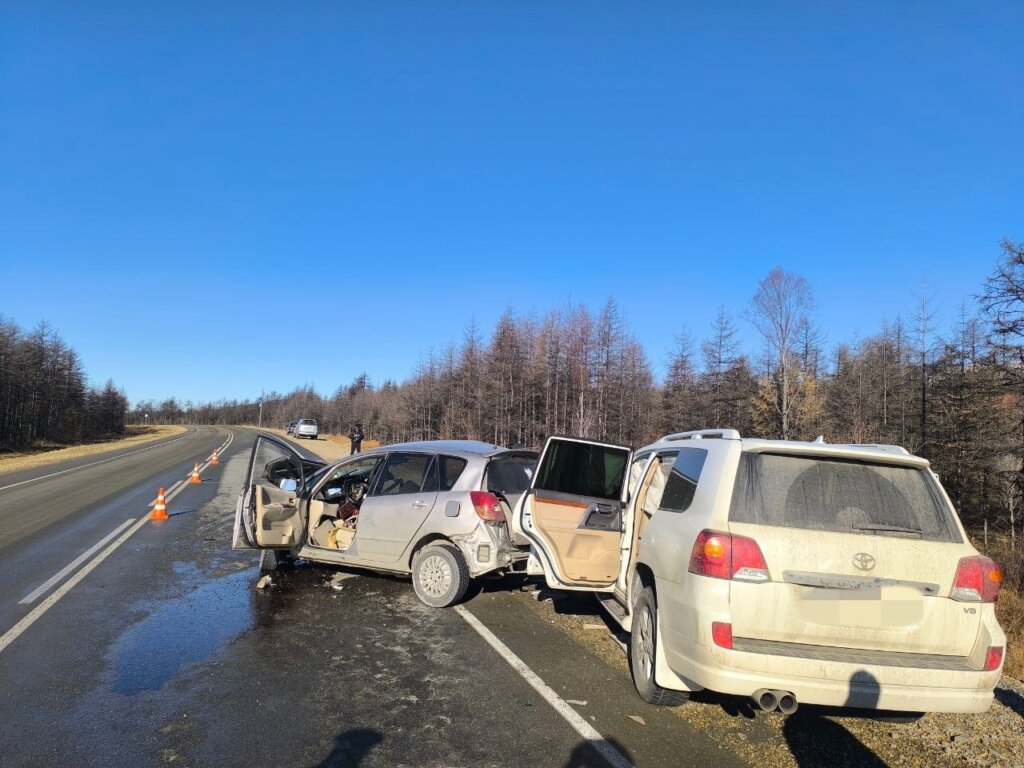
xmin=515 ymin=430 xmax=1005 ymax=715
xmin=294 ymin=419 xmax=318 ymax=440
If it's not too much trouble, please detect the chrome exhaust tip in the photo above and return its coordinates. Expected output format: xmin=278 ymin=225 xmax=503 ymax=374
xmin=775 ymin=691 xmax=798 ymax=715
xmin=752 ymin=688 xmax=778 ymax=712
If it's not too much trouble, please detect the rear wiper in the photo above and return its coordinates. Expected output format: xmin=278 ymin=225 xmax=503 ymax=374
xmin=852 ymin=523 xmax=923 ymax=536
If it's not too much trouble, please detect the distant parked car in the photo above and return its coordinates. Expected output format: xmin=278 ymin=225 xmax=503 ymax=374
xmin=294 ymin=419 xmax=318 ymax=439
xmin=515 ymin=429 xmax=1006 ymax=716
xmin=233 ymin=436 xmax=538 ymax=607
xmin=285 ymin=421 xmax=297 ymax=435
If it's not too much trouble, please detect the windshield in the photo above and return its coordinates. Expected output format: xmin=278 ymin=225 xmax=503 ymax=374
xmin=729 ymin=452 xmax=961 ymax=543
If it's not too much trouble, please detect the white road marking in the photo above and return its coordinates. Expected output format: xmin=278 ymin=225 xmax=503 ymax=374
xmin=0 ymin=430 xmax=196 ymax=493
xmin=18 ymin=518 xmax=136 ymax=604
xmin=0 ymin=429 xmax=237 ymax=654
xmin=454 ymin=605 xmax=635 ymax=768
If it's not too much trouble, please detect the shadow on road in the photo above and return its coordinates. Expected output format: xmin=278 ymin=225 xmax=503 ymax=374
xmin=564 ymin=737 xmax=633 ymax=768
xmin=782 ymin=670 xmax=889 ymax=768
xmin=312 ymin=728 xmax=383 ymax=767
xmin=783 ymin=715 xmax=888 ymax=768
xmin=995 ymin=686 xmax=1024 ymax=718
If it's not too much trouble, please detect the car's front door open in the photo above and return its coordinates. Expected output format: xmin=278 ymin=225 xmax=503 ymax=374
xmin=519 ymin=436 xmax=631 ymax=591
xmin=232 ymin=435 xmax=309 ymax=550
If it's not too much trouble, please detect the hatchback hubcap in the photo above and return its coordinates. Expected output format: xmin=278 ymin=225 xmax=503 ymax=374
xmin=419 ymin=555 xmax=453 ymax=598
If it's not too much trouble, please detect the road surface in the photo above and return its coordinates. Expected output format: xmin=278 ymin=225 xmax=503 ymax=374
xmin=0 ymin=426 xmax=995 ymax=767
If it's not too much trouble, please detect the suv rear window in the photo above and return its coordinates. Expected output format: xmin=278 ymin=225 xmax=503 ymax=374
xmin=729 ymin=452 xmax=961 ymax=542
xmin=536 ymin=440 xmax=628 ymax=501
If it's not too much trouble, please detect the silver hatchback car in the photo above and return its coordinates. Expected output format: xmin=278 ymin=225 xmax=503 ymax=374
xmin=233 ymin=435 xmax=538 ymax=606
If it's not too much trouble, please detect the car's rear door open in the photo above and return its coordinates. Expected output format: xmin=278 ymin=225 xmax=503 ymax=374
xmin=519 ymin=436 xmax=631 ymax=591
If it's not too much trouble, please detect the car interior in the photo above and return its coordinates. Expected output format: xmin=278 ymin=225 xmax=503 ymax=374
xmin=308 ymin=455 xmax=382 ymax=551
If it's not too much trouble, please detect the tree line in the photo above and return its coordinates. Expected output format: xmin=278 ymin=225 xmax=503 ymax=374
xmin=130 ymin=240 xmax=1024 ymax=538
xmin=0 ymin=318 xmax=128 ymax=450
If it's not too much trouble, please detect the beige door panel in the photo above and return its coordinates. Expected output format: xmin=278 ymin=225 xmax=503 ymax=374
xmin=255 ymin=484 xmax=302 ymax=547
xmin=533 ymin=498 xmax=619 ymax=583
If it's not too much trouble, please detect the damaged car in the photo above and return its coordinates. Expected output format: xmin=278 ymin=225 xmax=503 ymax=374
xmin=233 ymin=435 xmax=538 ymax=607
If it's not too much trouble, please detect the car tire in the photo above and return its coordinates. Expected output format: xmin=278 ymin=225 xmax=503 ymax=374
xmin=630 ymin=586 xmax=689 ymax=706
xmin=259 ymin=549 xmax=279 ymax=572
xmin=259 ymin=549 xmax=293 ymax=573
xmin=411 ymin=543 xmax=470 ymax=608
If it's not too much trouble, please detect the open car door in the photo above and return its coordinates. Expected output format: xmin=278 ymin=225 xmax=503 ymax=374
xmin=519 ymin=436 xmax=631 ymax=591
xmin=232 ymin=434 xmax=322 ymax=550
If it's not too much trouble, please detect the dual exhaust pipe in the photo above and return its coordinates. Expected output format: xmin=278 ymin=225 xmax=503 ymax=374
xmin=752 ymin=688 xmax=798 ymax=715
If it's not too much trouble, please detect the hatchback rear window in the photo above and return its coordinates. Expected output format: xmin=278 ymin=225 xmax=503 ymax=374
xmin=486 ymin=454 xmax=537 ymax=495
xmin=729 ymin=453 xmax=961 ymax=542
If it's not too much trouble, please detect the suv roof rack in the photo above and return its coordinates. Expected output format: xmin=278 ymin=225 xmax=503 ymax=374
xmin=660 ymin=429 xmax=741 ymax=442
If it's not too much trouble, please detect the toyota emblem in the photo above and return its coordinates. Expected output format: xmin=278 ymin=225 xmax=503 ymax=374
xmin=852 ymin=552 xmax=876 ymax=571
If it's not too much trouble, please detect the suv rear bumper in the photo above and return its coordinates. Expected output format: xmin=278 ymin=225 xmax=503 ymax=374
xmin=665 ymin=639 xmax=998 ymax=713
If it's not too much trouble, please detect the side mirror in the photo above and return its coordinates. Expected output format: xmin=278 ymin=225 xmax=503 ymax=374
xmin=280 ymin=478 xmax=298 ymax=492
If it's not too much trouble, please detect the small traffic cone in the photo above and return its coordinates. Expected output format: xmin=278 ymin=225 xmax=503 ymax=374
xmin=210 ymin=449 xmax=219 ymax=465
xmin=189 ymin=463 xmax=201 ymax=484
xmin=150 ymin=488 xmax=169 ymax=520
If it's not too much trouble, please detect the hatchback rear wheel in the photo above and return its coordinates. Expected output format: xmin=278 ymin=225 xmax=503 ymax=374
xmin=412 ymin=543 xmax=470 ymax=608
xmin=630 ymin=587 xmax=689 ymax=706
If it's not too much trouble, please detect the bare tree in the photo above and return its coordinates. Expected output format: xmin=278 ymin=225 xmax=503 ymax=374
xmin=749 ymin=268 xmax=814 ymax=439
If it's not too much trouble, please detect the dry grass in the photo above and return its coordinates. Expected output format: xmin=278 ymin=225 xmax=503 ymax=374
xmin=0 ymin=424 xmax=188 ymax=477
xmin=261 ymin=427 xmax=381 ymax=463
xmin=974 ymin=533 xmax=1024 ymax=681
xmin=996 ymin=586 xmax=1024 ymax=680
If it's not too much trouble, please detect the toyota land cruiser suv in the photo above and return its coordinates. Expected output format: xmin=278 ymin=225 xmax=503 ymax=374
xmin=514 ymin=430 xmax=1005 ymax=715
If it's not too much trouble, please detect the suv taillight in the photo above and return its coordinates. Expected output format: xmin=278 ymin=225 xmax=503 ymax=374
xmin=951 ymin=556 xmax=1003 ymax=603
xmin=470 ymin=491 xmax=505 ymax=522
xmin=688 ymin=530 xmax=770 ymax=583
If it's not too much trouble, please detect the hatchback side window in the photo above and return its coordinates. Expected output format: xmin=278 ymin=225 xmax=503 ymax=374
xmin=374 ymin=453 xmax=433 ymax=496
xmin=659 ymin=448 xmax=708 ymax=513
xmin=437 ymin=456 xmax=468 ymax=491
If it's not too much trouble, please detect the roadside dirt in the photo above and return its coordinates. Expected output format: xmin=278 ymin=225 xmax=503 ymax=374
xmin=0 ymin=424 xmax=187 ymax=476
xmin=262 ymin=428 xmax=381 ymax=462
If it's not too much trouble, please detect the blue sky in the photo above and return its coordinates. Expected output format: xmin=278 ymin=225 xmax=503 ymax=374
xmin=1 ymin=2 xmax=1021 ymax=405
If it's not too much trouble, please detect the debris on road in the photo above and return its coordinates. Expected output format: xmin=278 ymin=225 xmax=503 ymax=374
xmin=327 ymin=572 xmax=356 ymax=591
xmin=566 ymin=699 xmax=587 ymax=706
xmin=255 ymin=575 xmax=272 ymax=590
xmin=627 ymin=715 xmax=647 ymax=726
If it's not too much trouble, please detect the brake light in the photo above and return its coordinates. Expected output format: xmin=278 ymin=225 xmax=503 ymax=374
xmin=984 ymin=646 xmax=1004 ymax=672
xmin=688 ymin=530 xmax=770 ymax=583
xmin=712 ymin=622 xmax=733 ymax=649
xmin=951 ymin=556 xmax=1003 ymax=603
xmin=470 ymin=491 xmax=505 ymax=522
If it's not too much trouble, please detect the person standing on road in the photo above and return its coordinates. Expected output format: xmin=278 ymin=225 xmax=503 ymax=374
xmin=349 ymin=423 xmax=364 ymax=455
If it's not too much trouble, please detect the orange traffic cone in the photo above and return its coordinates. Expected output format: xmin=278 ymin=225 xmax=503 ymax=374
xmin=189 ymin=463 xmax=201 ymax=484
xmin=210 ymin=449 xmax=219 ymax=465
xmin=150 ymin=488 xmax=169 ymax=520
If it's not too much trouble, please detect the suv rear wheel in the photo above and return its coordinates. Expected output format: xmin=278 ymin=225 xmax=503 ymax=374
xmin=630 ymin=586 xmax=689 ymax=706
xmin=412 ymin=543 xmax=470 ymax=608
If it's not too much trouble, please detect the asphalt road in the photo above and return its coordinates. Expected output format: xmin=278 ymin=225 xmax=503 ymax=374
xmin=0 ymin=426 xmax=917 ymax=768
